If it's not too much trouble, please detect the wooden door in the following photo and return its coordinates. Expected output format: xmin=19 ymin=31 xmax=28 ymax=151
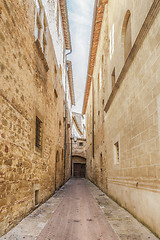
xmin=74 ymin=163 xmax=86 ymax=178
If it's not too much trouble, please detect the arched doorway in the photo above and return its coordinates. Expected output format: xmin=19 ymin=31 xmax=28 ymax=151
xmin=100 ymin=152 xmax=103 ymax=185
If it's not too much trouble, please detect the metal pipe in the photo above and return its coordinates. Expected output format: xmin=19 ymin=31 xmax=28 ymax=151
xmin=71 ymin=137 xmax=73 ymax=177
xmin=66 ymin=48 xmax=72 ymax=56
xmin=87 ymin=74 xmax=95 ymax=158
xmin=64 ymin=48 xmax=72 ymax=183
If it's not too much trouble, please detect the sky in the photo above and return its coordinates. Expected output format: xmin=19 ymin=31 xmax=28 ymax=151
xmin=67 ymin=0 xmax=95 ymax=113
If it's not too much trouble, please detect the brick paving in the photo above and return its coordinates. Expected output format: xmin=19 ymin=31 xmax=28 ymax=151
xmin=0 ymin=178 xmax=159 ymax=240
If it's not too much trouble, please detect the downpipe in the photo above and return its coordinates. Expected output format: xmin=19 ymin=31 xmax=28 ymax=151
xmin=64 ymin=49 xmax=72 ymax=184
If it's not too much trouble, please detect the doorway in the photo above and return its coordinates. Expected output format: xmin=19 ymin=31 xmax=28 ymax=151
xmin=73 ymin=163 xmax=86 ymax=178
xmin=55 ymin=151 xmax=59 ymax=190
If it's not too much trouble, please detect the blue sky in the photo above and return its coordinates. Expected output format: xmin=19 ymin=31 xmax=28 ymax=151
xmin=67 ymin=0 xmax=95 ymax=113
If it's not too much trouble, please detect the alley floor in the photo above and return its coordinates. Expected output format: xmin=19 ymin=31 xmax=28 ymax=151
xmin=0 ymin=179 xmax=159 ymax=240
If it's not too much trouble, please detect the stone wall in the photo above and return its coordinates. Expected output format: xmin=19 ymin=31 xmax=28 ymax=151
xmin=0 ymin=0 xmax=71 ymax=236
xmin=85 ymin=0 xmax=160 ymax=237
xmin=71 ymin=138 xmax=86 ymax=177
xmin=72 ymin=138 xmax=86 ymax=159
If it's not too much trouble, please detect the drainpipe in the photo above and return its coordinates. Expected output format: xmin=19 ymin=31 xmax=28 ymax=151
xmin=71 ymin=136 xmax=73 ymax=177
xmin=88 ymin=74 xmax=94 ymax=159
xmin=64 ymin=49 xmax=72 ymax=183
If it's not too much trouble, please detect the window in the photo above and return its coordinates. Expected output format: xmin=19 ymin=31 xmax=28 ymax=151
xmin=35 ymin=190 xmax=39 ymax=206
xmin=114 ymin=141 xmax=120 ymax=164
xmin=59 ymin=65 xmax=62 ymax=80
xmin=79 ymin=142 xmax=83 ymax=146
xmin=35 ymin=0 xmax=48 ymax=53
xmin=99 ymin=67 xmax=102 ymax=90
xmin=62 ymin=149 xmax=64 ymax=162
xmin=100 ymin=153 xmax=103 ymax=170
xmin=98 ymin=74 xmax=100 ymax=94
xmin=56 ymin=151 xmax=59 ymax=163
xmin=102 ymin=55 xmax=104 ymax=64
xmin=122 ymin=10 xmax=132 ymax=61
xmin=102 ymin=55 xmax=104 ymax=74
xmin=112 ymin=67 xmax=115 ymax=89
xmin=109 ymin=24 xmax=114 ymax=59
xmin=35 ymin=116 xmax=43 ymax=151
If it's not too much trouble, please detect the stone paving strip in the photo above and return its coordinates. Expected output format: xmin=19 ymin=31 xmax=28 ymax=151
xmin=0 ymin=183 xmax=68 ymax=240
xmin=86 ymin=180 xmax=159 ymax=240
xmin=0 ymin=179 xmax=159 ymax=240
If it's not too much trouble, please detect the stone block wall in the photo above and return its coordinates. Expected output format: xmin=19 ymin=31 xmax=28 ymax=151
xmin=0 ymin=0 xmax=70 ymax=236
xmin=85 ymin=0 xmax=160 ymax=237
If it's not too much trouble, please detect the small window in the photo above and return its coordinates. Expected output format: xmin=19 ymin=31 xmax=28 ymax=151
xmin=98 ymin=74 xmax=100 ymax=93
xmin=112 ymin=67 xmax=115 ymax=89
xmin=114 ymin=141 xmax=120 ymax=164
xmin=35 ymin=190 xmax=39 ymax=206
xmin=99 ymin=67 xmax=102 ymax=90
xmin=100 ymin=153 xmax=103 ymax=167
xmin=79 ymin=142 xmax=83 ymax=146
xmin=109 ymin=24 xmax=114 ymax=59
xmin=122 ymin=10 xmax=132 ymax=61
xmin=35 ymin=117 xmax=42 ymax=150
xmin=56 ymin=151 xmax=59 ymax=163
xmin=102 ymin=55 xmax=104 ymax=64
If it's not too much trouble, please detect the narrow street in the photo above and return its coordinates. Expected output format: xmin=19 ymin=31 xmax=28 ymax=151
xmin=37 ymin=178 xmax=118 ymax=240
xmin=1 ymin=179 xmax=158 ymax=240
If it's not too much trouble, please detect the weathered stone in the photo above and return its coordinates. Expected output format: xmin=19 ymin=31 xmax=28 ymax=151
xmin=0 ymin=151 xmax=4 ymax=158
xmin=5 ymin=145 xmax=9 ymax=153
xmin=0 ymin=32 xmax=5 ymax=42
xmin=2 ymin=119 xmax=7 ymax=126
xmin=22 ymin=161 xmax=31 ymax=168
xmin=4 ymin=158 xmax=12 ymax=166
xmin=0 ymin=63 xmax=5 ymax=73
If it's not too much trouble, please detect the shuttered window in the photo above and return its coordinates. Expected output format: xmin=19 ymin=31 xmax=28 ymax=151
xmin=36 ymin=117 xmax=42 ymax=150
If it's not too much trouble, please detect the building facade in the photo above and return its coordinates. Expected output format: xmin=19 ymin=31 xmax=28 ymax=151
xmin=83 ymin=0 xmax=160 ymax=238
xmin=0 ymin=0 xmax=74 ymax=236
xmin=71 ymin=112 xmax=86 ymax=178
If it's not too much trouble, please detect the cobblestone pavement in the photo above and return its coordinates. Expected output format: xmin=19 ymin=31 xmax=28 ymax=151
xmin=0 ymin=179 xmax=159 ymax=240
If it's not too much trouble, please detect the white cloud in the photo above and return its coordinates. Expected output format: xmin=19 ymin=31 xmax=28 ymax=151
xmin=68 ymin=12 xmax=91 ymax=26
xmin=67 ymin=0 xmax=94 ymax=113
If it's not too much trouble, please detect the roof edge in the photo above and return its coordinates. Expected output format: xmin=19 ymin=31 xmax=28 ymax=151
xmin=82 ymin=0 xmax=108 ymax=114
